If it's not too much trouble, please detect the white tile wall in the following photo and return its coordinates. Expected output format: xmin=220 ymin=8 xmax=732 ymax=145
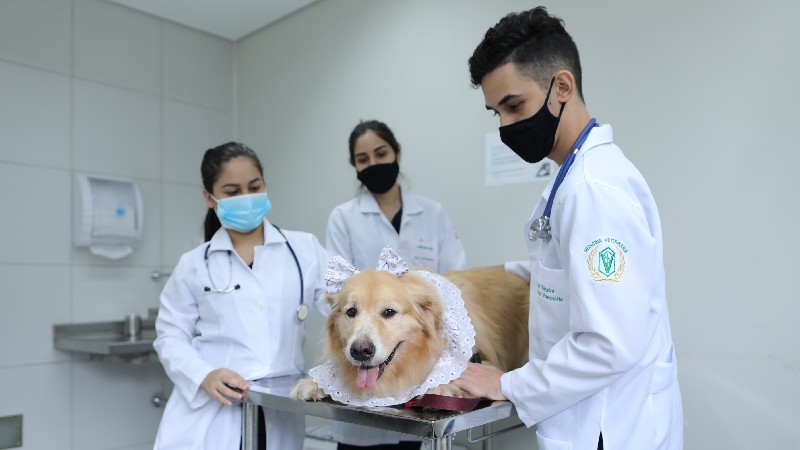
xmin=72 ymin=360 xmax=164 ymax=450
xmin=0 ymin=265 xmax=72 ymax=366
xmin=163 ymin=24 xmax=234 ymax=109
xmin=0 ymin=364 xmax=72 ymax=449
xmin=161 ymin=182 xmax=207 ymax=267
xmin=0 ymin=0 xmax=233 ymax=448
xmin=73 ymin=0 xmax=161 ymax=94
xmin=680 ymin=356 xmax=800 ymax=449
xmin=73 ymin=80 xmax=161 ymax=179
xmin=0 ymin=164 xmax=72 ymax=264
xmin=163 ymin=100 xmax=234 ymax=185
xmin=0 ymin=0 xmax=72 ymax=74
xmin=72 ymin=266 xmax=162 ymax=322
xmin=0 ymin=61 xmax=71 ymax=168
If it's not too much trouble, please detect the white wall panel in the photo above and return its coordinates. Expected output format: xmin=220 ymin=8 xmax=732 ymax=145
xmin=73 ymin=0 xmax=161 ymax=94
xmin=72 ymin=360 xmax=163 ymax=450
xmin=0 ymin=61 xmax=71 ymax=168
xmin=161 ymin=182 xmax=206 ymax=267
xmin=162 ymin=100 xmax=233 ymax=185
xmin=73 ymin=80 xmax=161 ymax=179
xmin=0 ymin=164 xmax=72 ymax=264
xmin=0 ymin=265 xmax=71 ymax=366
xmin=0 ymin=364 xmax=72 ymax=449
xmin=0 ymin=0 xmax=71 ymax=74
xmin=0 ymin=1 xmax=235 ymax=448
xmin=72 ymin=266 xmax=162 ymax=323
xmin=163 ymin=23 xmax=233 ymax=110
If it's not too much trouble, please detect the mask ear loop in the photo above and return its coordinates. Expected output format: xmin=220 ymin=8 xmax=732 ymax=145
xmin=545 ymin=76 xmax=556 ymax=105
xmin=545 ymin=76 xmax=567 ymax=118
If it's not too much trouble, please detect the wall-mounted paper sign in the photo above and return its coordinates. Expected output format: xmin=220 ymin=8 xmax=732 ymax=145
xmin=485 ymin=131 xmax=554 ymax=186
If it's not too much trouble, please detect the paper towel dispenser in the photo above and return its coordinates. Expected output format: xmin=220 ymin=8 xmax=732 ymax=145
xmin=73 ymin=174 xmax=143 ymax=259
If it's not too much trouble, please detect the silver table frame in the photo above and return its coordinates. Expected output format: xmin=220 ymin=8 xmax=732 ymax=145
xmin=239 ymin=374 xmax=523 ymax=450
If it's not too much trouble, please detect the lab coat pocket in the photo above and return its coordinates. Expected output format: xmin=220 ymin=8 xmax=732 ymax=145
xmin=651 ymin=345 xmax=677 ymax=394
xmin=532 ymin=262 xmax=570 ymax=342
xmin=535 ymin=431 xmax=573 ymax=450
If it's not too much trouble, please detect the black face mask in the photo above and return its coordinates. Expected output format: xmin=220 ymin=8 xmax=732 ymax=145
xmin=498 ymin=77 xmax=565 ymax=164
xmin=357 ymin=161 xmax=399 ymax=194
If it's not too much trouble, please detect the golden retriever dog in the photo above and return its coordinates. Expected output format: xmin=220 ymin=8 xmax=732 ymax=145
xmin=291 ymin=267 xmax=529 ymax=403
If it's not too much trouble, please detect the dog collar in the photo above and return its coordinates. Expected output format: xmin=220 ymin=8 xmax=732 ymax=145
xmin=377 ymin=341 xmax=403 ymax=380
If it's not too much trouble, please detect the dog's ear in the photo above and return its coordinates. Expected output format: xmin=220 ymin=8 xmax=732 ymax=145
xmin=401 ymin=272 xmax=445 ymax=337
xmin=325 ymin=291 xmax=341 ymax=310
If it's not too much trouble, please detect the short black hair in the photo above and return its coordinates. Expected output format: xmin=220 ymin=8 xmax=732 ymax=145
xmin=348 ymin=120 xmax=401 ymax=166
xmin=468 ymin=6 xmax=583 ymax=100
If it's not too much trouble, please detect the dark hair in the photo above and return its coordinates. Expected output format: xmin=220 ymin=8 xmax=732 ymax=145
xmin=347 ymin=120 xmax=401 ymax=166
xmin=201 ymin=141 xmax=264 ymax=241
xmin=468 ymin=6 xmax=583 ymax=100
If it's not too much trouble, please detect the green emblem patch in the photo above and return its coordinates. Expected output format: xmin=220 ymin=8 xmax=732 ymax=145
xmin=584 ymin=238 xmax=628 ymax=282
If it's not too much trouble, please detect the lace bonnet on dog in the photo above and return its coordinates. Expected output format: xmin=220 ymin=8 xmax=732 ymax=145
xmin=308 ymin=247 xmax=476 ymax=407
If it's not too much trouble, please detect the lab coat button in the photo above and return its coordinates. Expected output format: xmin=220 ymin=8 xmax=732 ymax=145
xmin=257 ymin=302 xmax=265 ymax=310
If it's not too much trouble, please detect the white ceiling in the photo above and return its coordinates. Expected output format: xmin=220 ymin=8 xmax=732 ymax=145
xmin=107 ymin=0 xmax=319 ymax=41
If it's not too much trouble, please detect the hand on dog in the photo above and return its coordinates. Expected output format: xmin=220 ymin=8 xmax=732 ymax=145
xmin=452 ymin=362 xmax=507 ymax=401
xmin=201 ymin=368 xmax=250 ymax=406
xmin=424 ymin=382 xmax=468 ymax=398
xmin=290 ymin=377 xmax=328 ymax=401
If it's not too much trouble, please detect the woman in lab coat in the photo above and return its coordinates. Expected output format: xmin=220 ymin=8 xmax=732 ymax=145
xmin=326 ymin=120 xmax=466 ymax=449
xmin=153 ymin=142 xmax=329 ymax=450
xmin=453 ymin=7 xmax=683 ymax=450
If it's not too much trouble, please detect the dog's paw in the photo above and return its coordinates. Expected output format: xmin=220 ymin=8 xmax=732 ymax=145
xmin=290 ymin=378 xmax=327 ymax=401
xmin=424 ymin=382 xmax=468 ymax=398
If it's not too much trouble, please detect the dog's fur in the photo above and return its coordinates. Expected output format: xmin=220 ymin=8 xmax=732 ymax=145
xmin=291 ymin=268 xmax=529 ymax=401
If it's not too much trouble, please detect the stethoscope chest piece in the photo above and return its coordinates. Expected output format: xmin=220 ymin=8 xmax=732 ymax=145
xmin=528 ymin=118 xmax=598 ymax=244
xmin=529 ymin=216 xmax=552 ymax=242
xmin=297 ymin=304 xmax=309 ymax=321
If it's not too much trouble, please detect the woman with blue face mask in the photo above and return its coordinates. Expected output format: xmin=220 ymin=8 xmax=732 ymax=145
xmin=153 ymin=142 xmax=330 ymax=450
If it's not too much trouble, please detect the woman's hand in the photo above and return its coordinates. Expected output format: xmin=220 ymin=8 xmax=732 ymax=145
xmin=201 ymin=368 xmax=251 ymax=406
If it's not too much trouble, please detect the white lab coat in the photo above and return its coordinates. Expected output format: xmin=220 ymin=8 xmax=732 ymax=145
xmin=503 ymin=124 xmax=683 ymax=450
xmin=326 ymin=186 xmax=466 ymax=275
xmin=153 ymin=220 xmax=329 ymax=450
xmin=326 ymin=186 xmax=466 ymax=445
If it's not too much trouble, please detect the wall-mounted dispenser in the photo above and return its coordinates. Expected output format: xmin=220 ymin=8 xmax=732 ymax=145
xmin=73 ymin=174 xmax=143 ymax=259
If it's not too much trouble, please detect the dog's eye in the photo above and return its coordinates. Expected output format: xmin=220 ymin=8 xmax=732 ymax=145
xmin=346 ymin=307 xmax=357 ymax=318
xmin=382 ymin=308 xmax=396 ymax=318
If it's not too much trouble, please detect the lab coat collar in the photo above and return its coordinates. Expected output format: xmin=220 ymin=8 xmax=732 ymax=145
xmin=540 ymin=123 xmax=614 ymax=201
xmin=356 ymin=185 xmax=423 ymax=216
xmin=206 ymin=219 xmax=282 ymax=252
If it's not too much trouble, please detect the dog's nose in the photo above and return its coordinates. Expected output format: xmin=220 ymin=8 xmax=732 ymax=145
xmin=350 ymin=340 xmax=375 ymax=363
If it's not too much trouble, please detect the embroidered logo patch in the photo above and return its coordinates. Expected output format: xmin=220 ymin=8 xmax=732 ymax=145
xmin=584 ymin=238 xmax=628 ymax=282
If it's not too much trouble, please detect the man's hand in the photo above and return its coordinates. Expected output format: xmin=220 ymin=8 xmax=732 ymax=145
xmin=452 ymin=362 xmax=507 ymax=400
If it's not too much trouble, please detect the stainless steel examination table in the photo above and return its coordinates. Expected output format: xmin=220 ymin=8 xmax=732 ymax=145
xmin=238 ymin=374 xmax=524 ymax=450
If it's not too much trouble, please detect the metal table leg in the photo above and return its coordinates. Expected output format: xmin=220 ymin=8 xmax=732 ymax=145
xmin=429 ymin=434 xmax=452 ymax=450
xmin=241 ymin=403 xmax=259 ymax=450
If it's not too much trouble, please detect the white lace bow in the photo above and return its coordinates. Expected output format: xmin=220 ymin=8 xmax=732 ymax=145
xmin=311 ymin=247 xmax=476 ymax=407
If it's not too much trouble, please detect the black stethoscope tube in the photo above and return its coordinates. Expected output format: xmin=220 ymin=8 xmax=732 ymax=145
xmin=202 ymin=224 xmax=307 ymax=320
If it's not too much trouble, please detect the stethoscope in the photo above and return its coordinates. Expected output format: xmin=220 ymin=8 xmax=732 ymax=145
xmin=529 ymin=118 xmax=597 ymax=242
xmin=203 ymin=224 xmax=309 ymax=321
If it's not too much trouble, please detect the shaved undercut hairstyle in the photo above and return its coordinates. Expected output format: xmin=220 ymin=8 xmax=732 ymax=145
xmin=468 ymin=6 xmax=584 ymax=100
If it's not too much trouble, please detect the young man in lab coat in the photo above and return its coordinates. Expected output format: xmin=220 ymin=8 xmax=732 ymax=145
xmin=453 ymin=7 xmax=684 ymax=450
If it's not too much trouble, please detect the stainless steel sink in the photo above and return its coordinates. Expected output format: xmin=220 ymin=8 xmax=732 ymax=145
xmin=53 ymin=309 xmax=159 ymax=362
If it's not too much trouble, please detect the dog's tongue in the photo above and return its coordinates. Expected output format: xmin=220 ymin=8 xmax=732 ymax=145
xmin=356 ymin=366 xmax=380 ymax=388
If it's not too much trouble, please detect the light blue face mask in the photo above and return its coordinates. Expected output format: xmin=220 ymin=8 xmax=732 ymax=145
xmin=211 ymin=192 xmax=271 ymax=233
